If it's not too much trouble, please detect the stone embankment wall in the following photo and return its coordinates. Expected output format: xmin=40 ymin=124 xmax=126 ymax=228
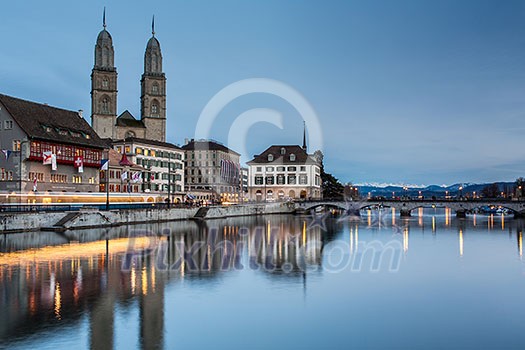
xmin=0 ymin=202 xmax=296 ymax=233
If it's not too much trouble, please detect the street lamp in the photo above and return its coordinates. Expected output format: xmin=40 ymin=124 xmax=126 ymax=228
xmin=18 ymin=139 xmax=30 ymax=194
xmin=104 ymin=149 xmax=110 ymax=210
xmin=167 ymin=160 xmax=171 ymax=208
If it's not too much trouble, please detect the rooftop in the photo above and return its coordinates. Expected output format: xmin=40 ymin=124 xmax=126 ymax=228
xmin=181 ymin=139 xmax=240 ymax=155
xmin=0 ymin=93 xmax=104 ymax=149
xmin=248 ymin=145 xmax=317 ymax=165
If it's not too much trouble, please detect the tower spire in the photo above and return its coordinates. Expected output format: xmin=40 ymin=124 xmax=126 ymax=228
xmin=152 ymin=15 xmax=155 ymax=36
xmin=103 ymin=7 xmax=106 ymax=29
xmin=302 ymin=121 xmax=307 ymax=151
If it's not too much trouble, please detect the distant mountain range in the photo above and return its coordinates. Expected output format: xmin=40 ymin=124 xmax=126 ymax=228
xmin=355 ymin=182 xmax=517 ymax=198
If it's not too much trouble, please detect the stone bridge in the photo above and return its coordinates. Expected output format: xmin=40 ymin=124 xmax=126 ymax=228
xmin=294 ymin=199 xmax=525 ymax=218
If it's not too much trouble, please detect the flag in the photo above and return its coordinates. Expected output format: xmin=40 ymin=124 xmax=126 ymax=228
xmin=132 ymin=171 xmax=141 ymax=183
xmin=51 ymin=154 xmax=57 ymax=171
xmin=121 ymin=171 xmax=128 ymax=181
xmin=100 ymin=159 xmax=109 ymax=170
xmin=74 ymin=156 xmax=84 ymax=173
xmin=33 ymin=178 xmax=38 ymax=192
xmin=43 ymin=151 xmax=53 ymax=165
xmin=1 ymin=150 xmax=11 ymax=161
xmin=150 ymin=173 xmax=155 ymax=181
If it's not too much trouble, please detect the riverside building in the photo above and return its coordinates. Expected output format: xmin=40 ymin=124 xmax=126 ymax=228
xmin=247 ymin=144 xmax=322 ymax=201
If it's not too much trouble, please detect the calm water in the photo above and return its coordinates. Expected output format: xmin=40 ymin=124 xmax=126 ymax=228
xmin=1 ymin=209 xmax=525 ymax=349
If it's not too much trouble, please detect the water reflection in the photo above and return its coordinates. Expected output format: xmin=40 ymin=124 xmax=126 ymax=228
xmin=1 ymin=211 xmax=524 ymax=349
xmin=0 ymin=216 xmax=339 ymax=349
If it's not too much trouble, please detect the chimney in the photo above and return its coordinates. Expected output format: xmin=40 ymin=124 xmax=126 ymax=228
xmin=78 ymin=109 xmax=84 ymax=118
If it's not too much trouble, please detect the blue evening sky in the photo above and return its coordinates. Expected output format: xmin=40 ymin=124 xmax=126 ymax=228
xmin=1 ymin=0 xmax=525 ymax=186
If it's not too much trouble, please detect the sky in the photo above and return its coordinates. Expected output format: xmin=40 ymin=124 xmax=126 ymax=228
xmin=1 ymin=0 xmax=525 ymax=186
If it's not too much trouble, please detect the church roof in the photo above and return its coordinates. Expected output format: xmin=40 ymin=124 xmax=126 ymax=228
xmin=146 ymin=36 xmax=161 ymax=50
xmin=96 ymin=29 xmax=113 ymax=44
xmin=0 ymin=93 xmax=105 ymax=149
xmin=116 ymin=110 xmax=146 ymax=128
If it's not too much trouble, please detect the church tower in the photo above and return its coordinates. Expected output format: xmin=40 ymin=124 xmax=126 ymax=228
xmin=91 ymin=9 xmax=118 ymax=139
xmin=141 ymin=17 xmax=167 ymax=142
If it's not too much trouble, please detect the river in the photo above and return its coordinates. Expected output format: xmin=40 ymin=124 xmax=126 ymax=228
xmin=1 ymin=209 xmax=524 ymax=349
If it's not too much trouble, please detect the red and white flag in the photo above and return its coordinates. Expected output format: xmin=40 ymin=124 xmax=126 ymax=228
xmin=74 ymin=156 xmax=84 ymax=173
xmin=33 ymin=178 xmax=38 ymax=192
xmin=43 ymin=151 xmax=53 ymax=165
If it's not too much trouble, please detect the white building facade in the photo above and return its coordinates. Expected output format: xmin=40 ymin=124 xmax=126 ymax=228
xmin=247 ymin=145 xmax=322 ymax=201
xmin=112 ymin=137 xmax=184 ymax=202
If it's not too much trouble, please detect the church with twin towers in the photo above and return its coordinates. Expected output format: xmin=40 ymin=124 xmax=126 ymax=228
xmin=91 ymin=12 xmax=167 ymax=142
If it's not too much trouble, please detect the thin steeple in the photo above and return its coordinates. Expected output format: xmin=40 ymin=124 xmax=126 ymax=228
xmin=103 ymin=7 xmax=106 ymax=29
xmin=302 ymin=121 xmax=307 ymax=151
xmin=152 ymin=15 xmax=155 ymax=36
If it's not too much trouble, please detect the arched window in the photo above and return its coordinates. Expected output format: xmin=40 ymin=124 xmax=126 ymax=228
xmin=152 ymin=83 xmax=159 ymax=94
xmin=290 ymin=153 xmax=296 ymax=162
xmin=151 ymin=103 xmax=159 ymax=116
xmin=101 ymin=97 xmax=110 ymax=114
xmin=102 ymin=79 xmax=109 ymax=89
xmin=268 ymin=154 xmax=274 ymax=162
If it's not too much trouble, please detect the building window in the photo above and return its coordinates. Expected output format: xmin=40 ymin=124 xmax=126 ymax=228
xmin=290 ymin=153 xmax=296 ymax=162
xmin=152 ymin=83 xmax=159 ymax=94
xmin=102 ymin=79 xmax=109 ymax=89
xmin=12 ymin=140 xmax=21 ymax=151
xmin=299 ymin=175 xmax=308 ymax=185
xmin=288 ymin=175 xmax=296 ymax=185
xmin=265 ymin=166 xmax=274 ymax=172
xmin=102 ymin=97 xmax=110 ymax=114
xmin=4 ymin=120 xmax=13 ymax=130
xmin=151 ymin=103 xmax=159 ymax=115
xmin=255 ymin=176 xmax=264 ymax=185
xmin=276 ymin=166 xmax=285 ymax=172
xmin=268 ymin=154 xmax=274 ymax=162
xmin=287 ymin=166 xmax=296 ymax=172
xmin=28 ymin=172 xmax=44 ymax=182
xmin=280 ymin=147 xmax=286 ymax=155
xmin=51 ymin=174 xmax=67 ymax=183
xmin=89 ymin=177 xmax=95 ymax=184
xmin=277 ymin=174 xmax=285 ymax=185
xmin=300 ymin=166 xmax=306 ymax=171
xmin=265 ymin=176 xmax=274 ymax=185
xmin=73 ymin=175 xmax=82 ymax=184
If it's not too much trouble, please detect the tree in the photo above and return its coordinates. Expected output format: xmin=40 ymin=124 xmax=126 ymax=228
xmin=481 ymin=183 xmax=500 ymax=198
xmin=314 ymin=150 xmax=344 ymax=199
xmin=516 ymin=177 xmax=525 ymax=199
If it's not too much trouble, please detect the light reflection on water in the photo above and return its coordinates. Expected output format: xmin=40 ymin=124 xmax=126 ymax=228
xmin=1 ymin=209 xmax=525 ymax=349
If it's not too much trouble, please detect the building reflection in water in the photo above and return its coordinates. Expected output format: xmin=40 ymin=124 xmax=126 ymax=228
xmin=0 ymin=215 xmax=336 ymax=349
xmin=1 ymin=212 xmax=524 ymax=349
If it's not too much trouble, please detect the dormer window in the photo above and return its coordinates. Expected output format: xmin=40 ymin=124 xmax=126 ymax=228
xmin=268 ymin=154 xmax=274 ymax=162
xmin=290 ymin=153 xmax=296 ymax=161
xmin=280 ymin=147 xmax=286 ymax=155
